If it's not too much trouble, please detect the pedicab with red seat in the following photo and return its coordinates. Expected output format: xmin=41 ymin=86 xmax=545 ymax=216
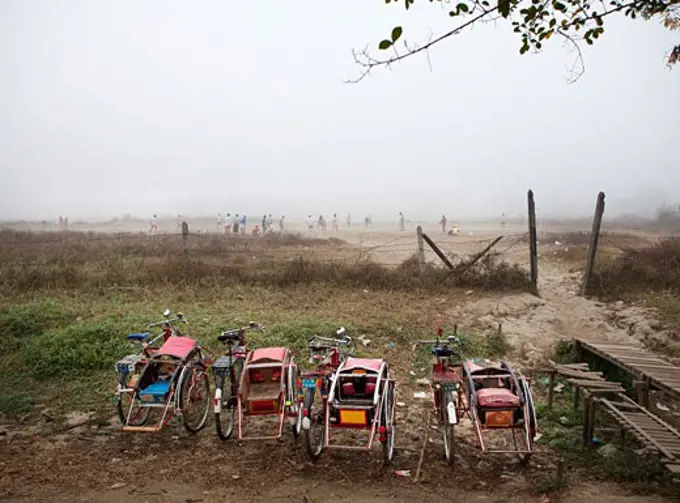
xmin=463 ymin=359 xmax=538 ymax=462
xmin=233 ymin=346 xmax=301 ymax=441
xmin=301 ymin=355 xmax=397 ymax=464
xmin=115 ymin=311 xmax=211 ymax=434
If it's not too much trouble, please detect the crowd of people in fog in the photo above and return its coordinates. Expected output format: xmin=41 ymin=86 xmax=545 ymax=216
xmin=143 ymin=212 xmax=506 ymax=236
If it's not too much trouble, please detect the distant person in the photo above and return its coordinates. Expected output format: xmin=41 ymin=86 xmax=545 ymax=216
xmin=240 ymin=214 xmax=247 ymax=234
xmin=217 ymin=213 xmax=223 ymax=232
xmin=364 ymin=216 xmax=369 ymax=229
xmin=307 ymin=214 xmax=314 ymax=232
xmin=318 ymin=215 xmax=326 ymax=234
xmin=332 ymin=213 xmax=338 ymax=232
xmin=176 ymin=215 xmax=183 ymax=234
xmin=439 ymin=215 xmax=447 ymax=234
xmin=64 ymin=216 xmax=68 ymax=229
xmin=224 ymin=213 xmax=232 ymax=234
xmin=347 ymin=213 xmax=351 ymax=227
xmin=233 ymin=213 xmax=240 ymax=234
xmin=398 ymin=212 xmax=405 ymax=232
xmin=58 ymin=215 xmax=63 ymax=230
xmin=279 ymin=215 xmax=285 ymax=232
xmin=252 ymin=225 xmax=261 ymax=236
xmin=268 ymin=214 xmax=273 ymax=232
xmin=501 ymin=213 xmax=507 ymax=228
xmin=150 ymin=215 xmax=158 ymax=233
xmin=262 ymin=214 xmax=267 ymax=233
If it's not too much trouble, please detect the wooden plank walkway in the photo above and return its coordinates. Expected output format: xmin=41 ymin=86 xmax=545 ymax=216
xmin=574 ymin=339 xmax=680 ymax=400
xmin=599 ymin=394 xmax=680 ymax=474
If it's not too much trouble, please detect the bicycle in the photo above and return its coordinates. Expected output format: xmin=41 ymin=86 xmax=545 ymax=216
xmin=416 ymin=328 xmax=467 ymax=466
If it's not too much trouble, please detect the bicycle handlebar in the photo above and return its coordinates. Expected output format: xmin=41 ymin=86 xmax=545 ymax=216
xmin=148 ymin=314 xmax=187 ymax=329
xmin=417 ymin=335 xmax=460 ymax=346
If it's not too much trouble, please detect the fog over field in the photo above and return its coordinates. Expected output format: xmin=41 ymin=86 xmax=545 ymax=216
xmin=1 ymin=1 xmax=678 ymax=223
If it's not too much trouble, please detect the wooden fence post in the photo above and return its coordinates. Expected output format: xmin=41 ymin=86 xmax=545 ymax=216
xmin=416 ymin=225 xmax=426 ymax=275
xmin=182 ymin=221 xmax=189 ymax=256
xmin=580 ymin=192 xmax=605 ymax=296
xmin=527 ymin=189 xmax=538 ymax=295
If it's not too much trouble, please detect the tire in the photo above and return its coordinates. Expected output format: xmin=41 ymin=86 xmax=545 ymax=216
xmin=442 ymin=389 xmax=455 ymax=466
xmin=288 ymin=364 xmax=302 ymax=438
xmin=179 ymin=363 xmax=211 ymax=434
xmin=302 ymin=387 xmax=324 ymax=462
xmin=382 ymin=381 xmax=395 ymax=465
xmin=116 ymin=374 xmax=149 ymax=427
xmin=215 ymin=369 xmax=238 ymax=441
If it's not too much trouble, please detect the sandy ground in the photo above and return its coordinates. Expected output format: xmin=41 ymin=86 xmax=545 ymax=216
xmin=1 ymin=219 xmax=677 ymax=502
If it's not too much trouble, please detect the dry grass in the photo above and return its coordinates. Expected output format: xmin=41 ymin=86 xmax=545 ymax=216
xmin=589 ymin=238 xmax=680 ymax=297
xmin=0 ymin=230 xmax=532 ymax=294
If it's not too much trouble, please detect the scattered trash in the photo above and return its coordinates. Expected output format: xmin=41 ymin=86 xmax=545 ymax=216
xmin=558 ymin=416 xmax=569 ymax=425
xmin=534 ymin=433 xmax=543 ymax=442
xmin=413 ymin=392 xmax=428 ymax=399
xmin=386 ymin=342 xmax=396 ymax=350
xmin=592 ymin=437 xmax=603 ymax=446
xmin=394 ymin=470 xmax=411 ymax=477
xmin=416 ymin=378 xmax=429 ymax=386
xmin=554 ymin=240 xmax=562 ymax=246
xmin=362 ymin=289 xmax=369 ymax=294
xmin=108 ymin=482 xmax=127 ymax=490
xmin=409 ymin=371 xmax=416 ymax=376
xmin=232 ymin=474 xmax=241 ymax=480
xmin=598 ymin=443 xmax=618 ymax=458
xmin=465 ymin=290 xmax=473 ymax=296
xmin=359 ymin=336 xmax=371 ymax=347
xmin=553 ymin=383 xmax=565 ymax=393
xmin=657 ymin=402 xmax=670 ymax=412
xmin=396 ymin=402 xmax=406 ymax=407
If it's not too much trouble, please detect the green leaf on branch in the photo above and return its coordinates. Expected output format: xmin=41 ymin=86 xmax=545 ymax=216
xmin=499 ymin=0 xmax=511 ymax=17
xmin=457 ymin=3 xmax=469 ymax=12
xmin=391 ymin=26 xmax=403 ymax=42
xmin=379 ymin=39 xmax=393 ymax=50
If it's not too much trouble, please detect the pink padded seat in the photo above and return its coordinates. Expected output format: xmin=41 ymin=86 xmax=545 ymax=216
xmin=157 ymin=336 xmax=196 ymax=360
xmin=477 ymin=388 xmax=520 ymax=408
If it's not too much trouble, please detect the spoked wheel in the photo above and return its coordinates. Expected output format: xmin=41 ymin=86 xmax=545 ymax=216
xmin=179 ymin=363 xmax=211 ymax=433
xmin=116 ymin=388 xmax=149 ymax=427
xmin=382 ymin=380 xmax=396 ymax=465
xmin=514 ymin=377 xmax=536 ymax=465
xmin=288 ymin=364 xmax=302 ymax=438
xmin=215 ymin=366 xmax=238 ymax=440
xmin=302 ymin=387 xmax=325 ymax=462
xmin=441 ymin=389 xmax=456 ymax=466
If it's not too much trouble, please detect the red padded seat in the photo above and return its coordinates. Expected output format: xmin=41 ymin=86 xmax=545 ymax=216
xmin=477 ymin=388 xmax=520 ymax=408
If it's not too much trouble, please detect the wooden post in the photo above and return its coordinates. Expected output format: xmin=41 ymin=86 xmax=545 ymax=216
xmin=573 ymin=386 xmax=581 ymax=411
xmin=548 ymin=370 xmax=556 ymax=409
xmin=580 ymin=192 xmax=605 ymax=296
xmin=182 ymin=221 xmax=189 ymax=256
xmin=416 ymin=225 xmax=426 ymax=275
xmin=635 ymin=378 xmax=649 ymax=408
xmin=422 ymin=232 xmax=454 ymax=270
xmin=527 ymin=189 xmax=538 ymax=295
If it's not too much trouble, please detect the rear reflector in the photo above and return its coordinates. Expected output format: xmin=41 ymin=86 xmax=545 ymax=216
xmin=339 ymin=409 xmax=367 ymax=426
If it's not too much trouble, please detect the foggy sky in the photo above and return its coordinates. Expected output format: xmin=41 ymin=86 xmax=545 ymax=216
xmin=1 ymin=1 xmax=679 ymax=222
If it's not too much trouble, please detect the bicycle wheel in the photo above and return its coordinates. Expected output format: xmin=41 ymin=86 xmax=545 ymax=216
xmin=302 ymin=387 xmax=325 ymax=462
xmin=382 ymin=380 xmax=395 ymax=465
xmin=214 ymin=366 xmax=238 ymax=440
xmin=179 ymin=363 xmax=211 ymax=433
xmin=288 ymin=364 xmax=302 ymax=438
xmin=442 ymin=389 xmax=455 ymax=466
xmin=116 ymin=388 xmax=149 ymax=427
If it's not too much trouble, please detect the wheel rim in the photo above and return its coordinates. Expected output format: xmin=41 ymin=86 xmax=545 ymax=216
xmin=182 ymin=368 xmax=210 ymax=431
xmin=118 ymin=391 xmax=149 ymax=426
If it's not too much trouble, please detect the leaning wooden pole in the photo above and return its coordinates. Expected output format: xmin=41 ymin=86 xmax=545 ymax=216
xmin=422 ymin=232 xmax=455 ymax=270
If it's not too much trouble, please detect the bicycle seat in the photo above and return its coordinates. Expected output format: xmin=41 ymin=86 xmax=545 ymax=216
xmin=218 ymin=330 xmax=241 ymax=342
xmin=433 ymin=347 xmax=454 ymax=358
xmin=127 ymin=332 xmax=150 ymax=342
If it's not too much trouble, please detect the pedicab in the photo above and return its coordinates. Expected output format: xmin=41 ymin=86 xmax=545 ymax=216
xmin=115 ymin=309 xmax=211 ymax=433
xmin=297 ymin=328 xmax=354 ymax=459
xmin=415 ymin=328 xmax=468 ymax=465
xmin=463 ymin=358 xmax=538 ymax=462
xmin=300 ymin=339 xmax=397 ymax=464
xmin=212 ymin=323 xmax=301 ymax=441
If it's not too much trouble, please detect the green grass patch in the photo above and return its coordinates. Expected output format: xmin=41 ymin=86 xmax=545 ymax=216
xmin=0 ymin=392 xmax=34 ymax=417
